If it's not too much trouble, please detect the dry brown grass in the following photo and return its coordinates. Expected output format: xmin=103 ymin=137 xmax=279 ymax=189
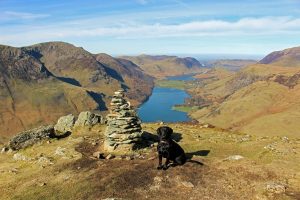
xmin=0 ymin=123 xmax=299 ymax=200
xmin=189 ymin=64 xmax=300 ymax=138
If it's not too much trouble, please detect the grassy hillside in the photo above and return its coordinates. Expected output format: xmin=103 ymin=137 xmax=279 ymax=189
xmin=0 ymin=42 xmax=154 ymax=141
xmin=203 ymin=59 xmax=257 ymax=71
xmin=186 ymin=47 xmax=300 ymax=138
xmin=0 ymin=123 xmax=298 ymax=199
xmin=121 ymin=54 xmax=204 ymax=78
xmin=259 ymin=46 xmax=300 ymax=67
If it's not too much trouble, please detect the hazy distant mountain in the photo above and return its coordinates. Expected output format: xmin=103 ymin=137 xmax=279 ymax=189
xmin=259 ymin=46 xmax=300 ymax=67
xmin=203 ymin=59 xmax=257 ymax=71
xmin=121 ymin=54 xmax=204 ymax=78
xmin=0 ymin=42 xmax=154 ymax=139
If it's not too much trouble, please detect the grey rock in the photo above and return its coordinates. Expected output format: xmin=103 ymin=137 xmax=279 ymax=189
xmin=74 ymin=111 xmax=103 ymax=127
xmin=224 ymin=155 xmax=244 ymax=161
xmin=37 ymin=156 xmax=54 ymax=166
xmin=106 ymin=154 xmax=115 ymax=159
xmin=266 ymin=182 xmax=286 ymax=194
xmin=54 ymin=114 xmax=75 ymax=136
xmin=54 ymin=147 xmax=66 ymax=156
xmin=1 ymin=146 xmax=9 ymax=154
xmin=181 ymin=181 xmax=195 ymax=188
xmin=13 ymin=153 xmax=31 ymax=161
xmin=125 ymin=156 xmax=134 ymax=160
xmin=9 ymin=125 xmax=54 ymax=150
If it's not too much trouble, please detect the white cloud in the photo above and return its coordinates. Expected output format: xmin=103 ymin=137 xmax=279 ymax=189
xmin=0 ymin=11 xmax=49 ymax=21
xmin=1 ymin=16 xmax=300 ymax=45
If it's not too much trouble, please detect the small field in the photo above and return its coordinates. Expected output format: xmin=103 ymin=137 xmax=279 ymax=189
xmin=172 ymin=105 xmax=199 ymax=112
xmin=155 ymin=80 xmax=186 ymax=90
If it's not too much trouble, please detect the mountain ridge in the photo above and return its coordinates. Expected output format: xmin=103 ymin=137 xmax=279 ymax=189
xmin=259 ymin=46 xmax=300 ymax=67
xmin=121 ymin=54 xmax=204 ymax=78
xmin=0 ymin=41 xmax=154 ymax=140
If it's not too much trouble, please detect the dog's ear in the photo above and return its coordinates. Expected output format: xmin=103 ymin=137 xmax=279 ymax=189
xmin=157 ymin=127 xmax=162 ymax=136
xmin=166 ymin=127 xmax=173 ymax=136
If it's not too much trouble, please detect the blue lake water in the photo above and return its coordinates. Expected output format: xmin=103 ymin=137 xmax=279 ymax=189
xmin=138 ymin=74 xmax=194 ymax=122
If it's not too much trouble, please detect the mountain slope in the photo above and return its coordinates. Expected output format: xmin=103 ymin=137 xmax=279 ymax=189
xmin=204 ymin=59 xmax=257 ymax=71
xmin=0 ymin=42 xmax=154 ymax=140
xmin=94 ymin=53 xmax=154 ymax=105
xmin=259 ymin=46 xmax=300 ymax=67
xmin=188 ymin=46 xmax=300 ymax=137
xmin=121 ymin=55 xmax=204 ymax=78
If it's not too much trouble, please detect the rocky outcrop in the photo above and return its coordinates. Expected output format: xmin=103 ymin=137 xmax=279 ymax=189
xmin=8 ymin=125 xmax=54 ymax=150
xmin=54 ymin=114 xmax=75 ymax=136
xmin=74 ymin=111 xmax=103 ymax=127
xmin=104 ymin=90 xmax=142 ymax=153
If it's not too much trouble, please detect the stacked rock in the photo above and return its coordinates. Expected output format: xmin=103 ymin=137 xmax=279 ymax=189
xmin=104 ymin=89 xmax=142 ymax=153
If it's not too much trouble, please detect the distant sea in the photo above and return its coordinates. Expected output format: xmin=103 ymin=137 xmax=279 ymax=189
xmin=176 ymin=54 xmax=264 ymax=61
xmin=115 ymin=53 xmax=264 ymax=61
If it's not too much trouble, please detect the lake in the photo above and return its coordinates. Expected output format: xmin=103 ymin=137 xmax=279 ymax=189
xmin=138 ymin=74 xmax=194 ymax=122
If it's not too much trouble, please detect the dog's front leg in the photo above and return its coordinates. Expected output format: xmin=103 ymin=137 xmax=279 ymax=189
xmin=163 ymin=158 xmax=170 ymax=170
xmin=157 ymin=154 xmax=163 ymax=170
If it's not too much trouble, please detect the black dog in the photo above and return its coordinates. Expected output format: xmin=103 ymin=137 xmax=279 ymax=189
xmin=157 ymin=126 xmax=186 ymax=170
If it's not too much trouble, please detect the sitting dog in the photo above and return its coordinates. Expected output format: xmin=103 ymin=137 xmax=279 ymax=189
xmin=157 ymin=126 xmax=186 ymax=170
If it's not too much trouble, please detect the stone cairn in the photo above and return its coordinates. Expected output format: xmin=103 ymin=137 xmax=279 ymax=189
xmin=104 ymin=90 xmax=142 ymax=153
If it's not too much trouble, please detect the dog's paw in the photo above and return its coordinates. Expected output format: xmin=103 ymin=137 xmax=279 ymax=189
xmin=157 ymin=165 xmax=163 ymax=170
xmin=162 ymin=165 xmax=168 ymax=170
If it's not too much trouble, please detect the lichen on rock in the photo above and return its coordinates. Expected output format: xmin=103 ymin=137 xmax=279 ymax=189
xmin=8 ymin=125 xmax=55 ymax=150
xmin=74 ymin=111 xmax=103 ymax=127
xmin=54 ymin=114 xmax=76 ymax=136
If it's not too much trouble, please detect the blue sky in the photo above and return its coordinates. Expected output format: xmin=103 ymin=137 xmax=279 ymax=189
xmin=1 ymin=0 xmax=300 ymax=57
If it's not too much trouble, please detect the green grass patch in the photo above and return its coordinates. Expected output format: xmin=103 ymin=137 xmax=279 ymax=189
xmin=155 ymin=80 xmax=186 ymax=90
xmin=172 ymin=105 xmax=198 ymax=113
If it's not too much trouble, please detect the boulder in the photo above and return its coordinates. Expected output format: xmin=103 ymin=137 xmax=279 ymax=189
xmin=9 ymin=125 xmax=55 ymax=150
xmin=74 ymin=111 xmax=103 ymax=127
xmin=54 ymin=114 xmax=75 ymax=136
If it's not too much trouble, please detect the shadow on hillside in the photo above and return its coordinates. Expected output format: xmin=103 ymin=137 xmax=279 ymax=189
xmin=102 ymin=64 xmax=124 ymax=82
xmin=185 ymin=150 xmax=210 ymax=166
xmin=186 ymin=150 xmax=210 ymax=157
xmin=56 ymin=76 xmax=82 ymax=87
xmin=141 ymin=131 xmax=159 ymax=143
xmin=51 ymin=131 xmax=72 ymax=139
xmin=87 ymin=91 xmax=108 ymax=111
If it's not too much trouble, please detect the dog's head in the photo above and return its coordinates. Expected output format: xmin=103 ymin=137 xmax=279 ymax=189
xmin=157 ymin=126 xmax=173 ymax=140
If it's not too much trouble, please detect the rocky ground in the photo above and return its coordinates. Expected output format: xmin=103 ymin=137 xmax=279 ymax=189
xmin=0 ymin=123 xmax=299 ymax=200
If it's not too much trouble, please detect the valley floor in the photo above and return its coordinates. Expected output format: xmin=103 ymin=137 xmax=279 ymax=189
xmin=0 ymin=123 xmax=299 ymax=200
